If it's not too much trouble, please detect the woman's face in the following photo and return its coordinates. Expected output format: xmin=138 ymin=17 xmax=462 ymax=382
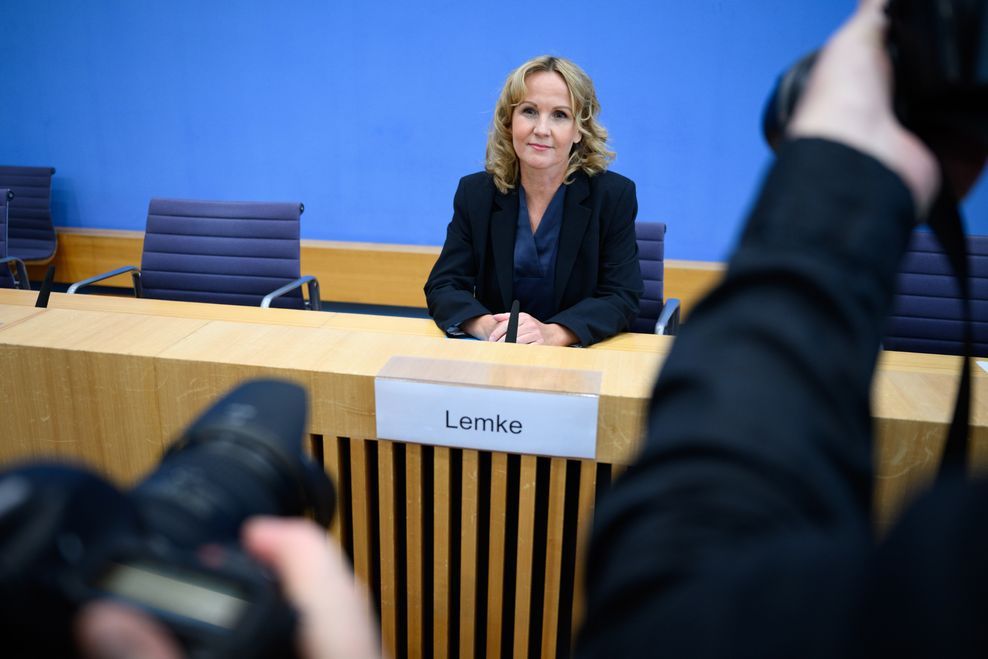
xmin=511 ymin=70 xmax=582 ymax=180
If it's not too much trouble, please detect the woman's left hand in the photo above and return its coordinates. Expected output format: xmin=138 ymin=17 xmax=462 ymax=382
xmin=489 ymin=312 xmax=577 ymax=346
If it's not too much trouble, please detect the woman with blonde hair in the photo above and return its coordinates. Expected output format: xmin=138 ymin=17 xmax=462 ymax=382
xmin=425 ymin=55 xmax=642 ymax=346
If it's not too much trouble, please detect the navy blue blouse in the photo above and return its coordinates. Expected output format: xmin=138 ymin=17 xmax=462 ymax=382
xmin=513 ymin=185 xmax=566 ymax=321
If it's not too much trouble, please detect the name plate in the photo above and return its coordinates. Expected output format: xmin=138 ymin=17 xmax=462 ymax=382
xmin=374 ymin=356 xmax=601 ymax=459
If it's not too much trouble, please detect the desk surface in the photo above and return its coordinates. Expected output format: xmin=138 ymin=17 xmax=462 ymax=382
xmin=1 ymin=288 xmax=985 ymax=527
xmin=0 ymin=290 xmax=667 ymax=467
xmin=2 ymin=288 xmax=973 ymax=420
xmin=0 ymin=289 xmax=675 ymax=350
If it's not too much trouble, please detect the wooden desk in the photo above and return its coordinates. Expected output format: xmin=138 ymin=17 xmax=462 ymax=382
xmin=0 ymin=303 xmax=45 ymax=329
xmin=0 ymin=289 xmax=984 ymax=658
xmin=0 ymin=290 xmax=663 ymax=658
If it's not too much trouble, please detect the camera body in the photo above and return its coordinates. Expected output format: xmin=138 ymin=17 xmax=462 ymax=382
xmin=0 ymin=379 xmax=335 ymax=659
xmin=763 ymin=0 xmax=988 ymax=151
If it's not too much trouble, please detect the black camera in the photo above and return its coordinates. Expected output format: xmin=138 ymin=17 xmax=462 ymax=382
xmin=763 ymin=0 xmax=988 ymax=152
xmin=0 ymin=379 xmax=335 ymax=659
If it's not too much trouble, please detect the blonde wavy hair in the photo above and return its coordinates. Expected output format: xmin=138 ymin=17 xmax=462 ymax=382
xmin=485 ymin=55 xmax=615 ymax=194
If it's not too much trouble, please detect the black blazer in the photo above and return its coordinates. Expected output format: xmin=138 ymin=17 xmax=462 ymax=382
xmin=424 ymin=169 xmax=643 ymax=346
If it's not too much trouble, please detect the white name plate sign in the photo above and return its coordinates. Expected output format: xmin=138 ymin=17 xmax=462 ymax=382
xmin=374 ymin=356 xmax=601 ymax=459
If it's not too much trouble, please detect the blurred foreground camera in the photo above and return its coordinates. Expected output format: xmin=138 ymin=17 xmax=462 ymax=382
xmin=763 ymin=0 xmax=988 ymax=151
xmin=0 ymin=379 xmax=335 ymax=659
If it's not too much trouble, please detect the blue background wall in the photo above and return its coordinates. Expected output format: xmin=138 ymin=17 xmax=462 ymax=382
xmin=4 ymin=1 xmax=987 ymax=261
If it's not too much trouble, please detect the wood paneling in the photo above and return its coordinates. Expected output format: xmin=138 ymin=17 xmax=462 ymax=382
xmin=485 ymin=452 xmax=508 ymax=659
xmin=571 ymin=460 xmax=598 ymax=636
xmin=26 ymin=228 xmax=144 ymax=284
xmin=541 ymin=458 xmax=568 ymax=658
xmin=405 ymin=444 xmax=425 ymax=658
xmin=458 ymin=449 xmax=480 ymax=657
xmin=376 ymin=441 xmax=399 ymax=658
xmin=29 ymin=228 xmax=724 ymax=318
xmin=432 ymin=447 xmax=452 ymax=658
xmin=664 ymin=258 xmax=724 ymax=318
xmin=349 ymin=439 xmax=373 ymax=587
xmin=512 ymin=455 xmax=538 ymax=657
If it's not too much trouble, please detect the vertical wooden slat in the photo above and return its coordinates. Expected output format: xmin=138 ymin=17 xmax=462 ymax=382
xmin=349 ymin=439 xmax=372 ymax=588
xmin=377 ymin=441 xmax=398 ymax=658
xmin=459 ymin=450 xmax=479 ymax=657
xmin=540 ymin=458 xmax=568 ymax=658
xmin=571 ymin=460 xmax=599 ymax=636
xmin=512 ymin=455 xmax=538 ymax=658
xmin=486 ymin=452 xmax=509 ymax=659
xmin=406 ymin=444 xmax=424 ymax=658
xmin=307 ymin=433 xmax=324 ymax=466
xmin=433 ymin=446 xmax=452 ymax=658
xmin=323 ymin=436 xmax=343 ymax=546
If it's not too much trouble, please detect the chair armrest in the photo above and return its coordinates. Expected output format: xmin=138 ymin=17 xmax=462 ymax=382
xmin=260 ymin=275 xmax=322 ymax=311
xmin=67 ymin=266 xmax=143 ymax=296
xmin=0 ymin=256 xmax=30 ymax=290
xmin=655 ymin=298 xmax=681 ymax=335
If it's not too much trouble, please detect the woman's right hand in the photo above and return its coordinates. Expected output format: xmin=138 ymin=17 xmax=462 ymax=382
xmin=462 ymin=314 xmax=498 ymax=340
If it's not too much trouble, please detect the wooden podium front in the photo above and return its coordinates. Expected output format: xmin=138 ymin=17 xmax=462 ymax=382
xmin=1 ymin=289 xmax=985 ymax=658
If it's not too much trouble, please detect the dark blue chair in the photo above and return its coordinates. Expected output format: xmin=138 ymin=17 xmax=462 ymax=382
xmin=68 ymin=197 xmax=321 ymax=310
xmin=0 ymin=189 xmax=30 ymax=289
xmin=631 ymin=221 xmax=680 ymax=335
xmin=0 ymin=166 xmax=58 ymax=267
xmin=883 ymin=231 xmax=988 ymax=357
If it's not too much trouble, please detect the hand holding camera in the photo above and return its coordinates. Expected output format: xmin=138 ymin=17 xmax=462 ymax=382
xmin=0 ymin=379 xmax=379 ymax=659
xmin=77 ymin=517 xmax=381 ymax=659
xmin=788 ymin=0 xmax=941 ymax=214
xmin=764 ymin=0 xmax=988 ymax=215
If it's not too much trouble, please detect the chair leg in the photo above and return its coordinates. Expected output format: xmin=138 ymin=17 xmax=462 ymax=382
xmin=307 ymin=278 xmax=322 ymax=311
xmin=1 ymin=257 xmax=31 ymax=290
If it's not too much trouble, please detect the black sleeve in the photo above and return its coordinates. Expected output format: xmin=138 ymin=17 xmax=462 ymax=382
xmin=577 ymin=139 xmax=917 ymax=658
xmin=548 ymin=177 xmax=643 ymax=345
xmin=424 ymin=177 xmax=494 ymax=333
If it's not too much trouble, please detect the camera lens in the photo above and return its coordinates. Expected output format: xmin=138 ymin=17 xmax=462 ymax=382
xmin=132 ymin=379 xmax=335 ymax=548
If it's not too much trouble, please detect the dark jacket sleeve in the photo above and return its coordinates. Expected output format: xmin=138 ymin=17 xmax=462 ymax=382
xmin=549 ymin=174 xmax=643 ymax=346
xmin=577 ymin=139 xmax=917 ymax=658
xmin=424 ymin=176 xmax=494 ymax=333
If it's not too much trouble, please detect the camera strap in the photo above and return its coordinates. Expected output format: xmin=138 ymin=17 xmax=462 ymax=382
xmin=926 ymin=183 xmax=973 ymax=479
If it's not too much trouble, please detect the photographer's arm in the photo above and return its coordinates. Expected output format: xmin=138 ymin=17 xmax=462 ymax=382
xmin=579 ymin=1 xmax=941 ymax=656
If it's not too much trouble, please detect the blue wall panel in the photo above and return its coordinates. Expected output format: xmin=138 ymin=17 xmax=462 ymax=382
xmin=3 ymin=1 xmax=985 ymax=261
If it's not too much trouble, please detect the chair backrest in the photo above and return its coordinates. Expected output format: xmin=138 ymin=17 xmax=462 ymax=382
xmin=0 ymin=189 xmax=13 ymax=287
xmin=630 ymin=221 xmax=667 ymax=333
xmin=140 ymin=198 xmax=306 ymax=309
xmin=0 ymin=189 xmax=10 ymax=258
xmin=884 ymin=231 xmax=988 ymax=357
xmin=0 ymin=166 xmax=57 ymax=262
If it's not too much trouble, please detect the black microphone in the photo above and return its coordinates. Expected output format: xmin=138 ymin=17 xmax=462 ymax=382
xmin=35 ymin=265 xmax=55 ymax=308
xmin=505 ymin=299 xmax=520 ymax=343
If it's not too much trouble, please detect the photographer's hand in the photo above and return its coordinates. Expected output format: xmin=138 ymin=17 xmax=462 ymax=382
xmin=77 ymin=518 xmax=382 ymax=659
xmin=789 ymin=0 xmax=940 ymax=215
xmin=77 ymin=601 xmax=182 ymax=659
xmin=242 ymin=517 xmax=382 ymax=659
